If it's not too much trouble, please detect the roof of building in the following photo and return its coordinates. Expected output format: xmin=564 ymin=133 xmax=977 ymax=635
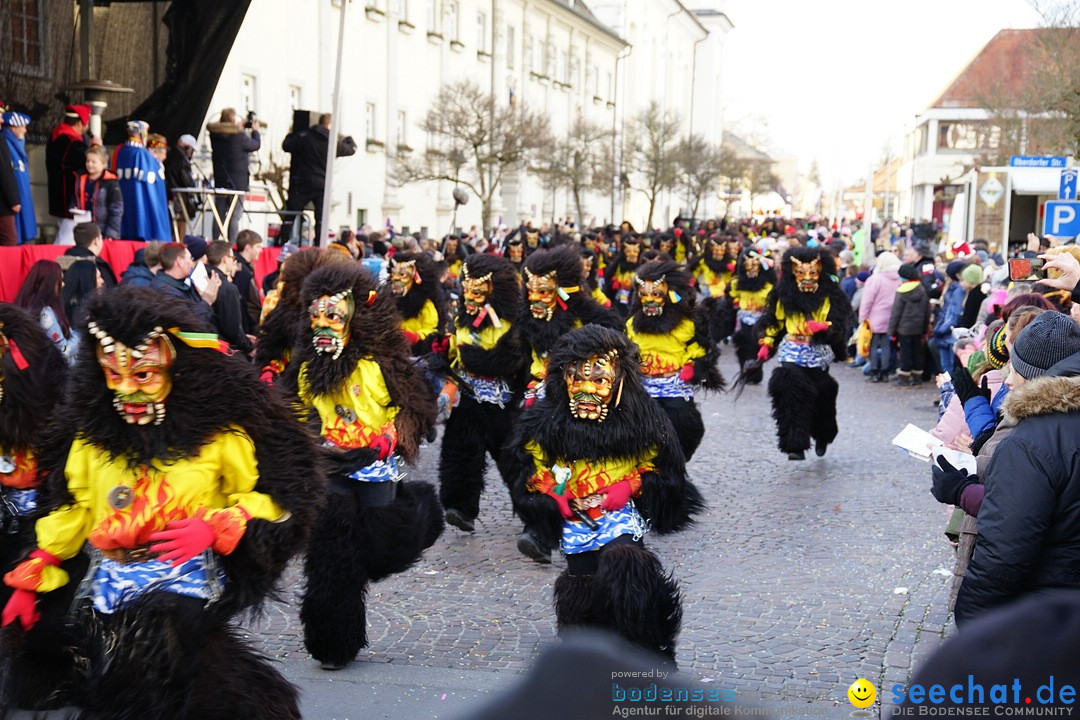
xmin=722 ymin=131 xmax=772 ymax=162
xmin=929 ymin=28 xmax=1048 ymax=109
xmin=551 ymin=0 xmax=628 ymax=46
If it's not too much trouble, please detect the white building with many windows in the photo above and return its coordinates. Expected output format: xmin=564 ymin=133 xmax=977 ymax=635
xmin=201 ymin=0 xmax=730 ymax=238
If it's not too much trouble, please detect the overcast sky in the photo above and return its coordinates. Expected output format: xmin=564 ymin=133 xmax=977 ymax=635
xmin=719 ymin=0 xmax=1045 ymax=187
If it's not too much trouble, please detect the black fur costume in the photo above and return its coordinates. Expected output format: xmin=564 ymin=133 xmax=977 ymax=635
xmin=756 ymin=247 xmax=852 ymax=459
xmin=508 ymin=325 xmax=705 ymax=661
xmin=722 ymin=250 xmax=778 ymax=385
xmin=627 ymin=260 xmax=724 ymax=462
xmin=604 ymin=237 xmax=644 ymax=316
xmin=0 ymin=287 xmax=323 ymax=719
xmin=389 ymin=251 xmax=449 ymax=356
xmin=437 ymin=253 xmax=524 ymax=532
xmin=286 ymin=262 xmax=443 ymax=670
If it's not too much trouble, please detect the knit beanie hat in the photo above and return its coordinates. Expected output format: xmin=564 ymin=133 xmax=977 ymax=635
xmin=986 ymin=325 xmax=1010 ymax=370
xmin=946 ymin=260 xmax=967 ymax=281
xmin=898 ymin=263 xmax=919 ymax=281
xmin=961 ymin=264 xmax=983 ymax=286
xmin=966 ymin=349 xmax=986 ymax=374
xmin=1011 ymin=312 xmax=1080 ymax=380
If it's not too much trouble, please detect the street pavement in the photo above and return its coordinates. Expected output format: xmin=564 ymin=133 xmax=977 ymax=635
xmin=244 ymin=354 xmax=958 ymax=719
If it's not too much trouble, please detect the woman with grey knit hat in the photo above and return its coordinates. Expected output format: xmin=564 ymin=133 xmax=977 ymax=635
xmin=954 ymin=311 xmax=1080 ymax=626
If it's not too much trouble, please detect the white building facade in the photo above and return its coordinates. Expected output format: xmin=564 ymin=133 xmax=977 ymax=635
xmin=202 ymin=0 xmax=729 ymax=238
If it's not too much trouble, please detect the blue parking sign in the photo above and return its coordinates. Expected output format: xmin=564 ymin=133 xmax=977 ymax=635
xmin=1044 ymin=201 xmax=1080 ymax=237
xmin=1061 ymin=169 xmax=1079 ymax=201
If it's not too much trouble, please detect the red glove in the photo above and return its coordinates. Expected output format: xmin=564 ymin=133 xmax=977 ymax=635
xmin=611 ymin=279 xmax=621 ymax=291
xmin=524 ymin=395 xmax=536 ymax=409
xmin=726 ymin=262 xmax=736 ymax=273
xmin=2 ymin=588 xmax=39 ymax=630
xmin=259 ymin=368 xmax=275 ymax=384
xmin=756 ymin=345 xmax=770 ymax=362
xmin=149 ymin=517 xmax=215 ymax=567
xmin=545 ymin=490 xmax=574 ymax=519
xmin=431 ymin=336 xmax=450 ymax=357
xmin=370 ymin=433 xmax=395 ymax=460
xmin=403 ymin=330 xmax=421 ymax=345
xmin=601 ymin=481 xmax=633 ymax=512
xmin=679 ymin=363 xmax=695 ymax=383
xmin=673 ymin=228 xmax=683 ymax=238
xmin=806 ymin=320 xmax=830 ymax=334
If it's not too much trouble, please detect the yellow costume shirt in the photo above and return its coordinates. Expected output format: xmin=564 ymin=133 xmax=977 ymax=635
xmin=401 ymin=298 xmax=440 ymax=339
xmin=524 ymin=440 xmax=656 ymax=502
xmin=728 ymin=279 xmax=773 ymax=314
xmin=760 ymin=298 xmax=832 ymax=347
xmin=298 ymin=358 xmax=398 ymax=450
xmin=625 ymin=317 xmax=705 ymax=376
xmin=450 ymin=318 xmax=513 ymax=370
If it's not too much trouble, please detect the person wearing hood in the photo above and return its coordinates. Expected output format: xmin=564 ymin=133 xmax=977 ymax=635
xmin=930 ymin=260 xmax=970 ymax=373
xmin=889 ymin=263 xmax=930 ymax=387
xmin=120 ymin=242 xmax=164 ymax=287
xmin=1 ymin=111 xmax=35 ymax=244
xmin=207 ymin=108 xmax=260 ymax=242
xmin=858 ymin=252 xmax=903 ymax=382
xmin=46 ymin=105 xmax=101 ymax=245
xmin=953 ymin=312 xmax=1080 ymax=625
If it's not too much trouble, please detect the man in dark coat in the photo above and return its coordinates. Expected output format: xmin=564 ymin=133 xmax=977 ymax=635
xmin=280 ymin=114 xmax=356 ymax=245
xmin=955 ymin=314 xmax=1080 ymax=626
xmin=205 ymin=240 xmax=254 ymax=355
xmin=46 ymin=105 xmax=99 ymax=245
xmin=232 ymin=229 xmax=264 ymax=334
xmin=207 ymin=108 xmax=260 ymax=242
xmin=888 ymin=263 xmax=930 ymax=387
xmin=150 ymin=241 xmax=220 ymax=330
xmin=164 ymin=134 xmax=199 ymax=238
xmin=61 ymin=222 xmax=118 ymax=323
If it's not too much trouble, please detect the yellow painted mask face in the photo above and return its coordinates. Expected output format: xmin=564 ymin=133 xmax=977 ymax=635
xmin=636 ymin=277 xmax=667 ymax=317
xmin=709 ymin=240 xmax=725 ymax=261
xmin=310 ymin=291 xmax=354 ymax=360
xmin=390 ymin=260 xmax=417 ymax=296
xmin=565 ymin=351 xmax=619 ymax=422
xmin=791 ymin=257 xmax=822 ymax=293
xmin=525 ymin=231 xmax=540 ymax=250
xmin=507 ymin=242 xmax=524 ymax=263
xmin=743 ymin=255 xmax=761 ymax=278
xmin=580 ymin=256 xmax=593 ymax=279
xmin=96 ymin=335 xmax=176 ymax=426
xmin=462 ymin=274 xmax=493 ymax=316
xmin=526 ymin=270 xmax=558 ymax=321
xmin=623 ymin=241 xmax=641 ymax=263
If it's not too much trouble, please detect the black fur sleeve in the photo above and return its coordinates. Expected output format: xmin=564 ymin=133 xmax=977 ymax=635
xmin=755 ymin=287 xmax=782 ymax=351
xmin=506 ymin=425 xmax=564 ymax=550
xmin=635 ymin=433 xmax=706 ymax=535
xmin=824 ymin=286 xmax=854 ymax=360
xmin=691 ymin=305 xmax=725 ymax=392
xmin=457 ymin=327 xmax=525 ymax=379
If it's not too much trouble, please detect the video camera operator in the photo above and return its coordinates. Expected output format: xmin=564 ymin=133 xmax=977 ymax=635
xmin=280 ymin=112 xmax=356 ymax=245
xmin=207 ymin=107 xmax=260 ymax=242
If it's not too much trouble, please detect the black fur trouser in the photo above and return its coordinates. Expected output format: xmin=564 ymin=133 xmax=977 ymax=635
xmin=301 ymin=480 xmax=443 ymax=666
xmin=553 ymin=537 xmax=682 ymax=663
xmin=767 ymin=362 xmax=839 ymax=454
xmin=654 ymin=397 xmax=705 ymax=462
xmin=438 ymin=395 xmax=515 ymax=521
xmin=732 ymin=325 xmax=764 ymax=384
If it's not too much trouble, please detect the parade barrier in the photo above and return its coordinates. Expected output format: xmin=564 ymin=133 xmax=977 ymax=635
xmin=0 ymin=241 xmax=281 ymax=303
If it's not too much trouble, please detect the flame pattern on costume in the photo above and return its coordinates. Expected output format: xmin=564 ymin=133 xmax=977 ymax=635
xmin=0 ymin=448 xmax=37 ymax=490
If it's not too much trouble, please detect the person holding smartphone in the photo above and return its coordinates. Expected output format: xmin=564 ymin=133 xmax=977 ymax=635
xmin=150 ymin=242 xmax=220 ymax=330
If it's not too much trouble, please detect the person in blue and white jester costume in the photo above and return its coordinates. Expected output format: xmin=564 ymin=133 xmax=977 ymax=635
xmin=112 ymin=120 xmax=171 ymax=241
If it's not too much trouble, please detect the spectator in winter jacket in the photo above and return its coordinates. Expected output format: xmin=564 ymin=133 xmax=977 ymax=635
xmin=207 ymin=108 xmax=260 ymax=241
xmin=280 ymin=113 xmax=356 ymax=244
xmin=954 ymin=312 xmax=1080 ymax=626
xmin=889 ymin=263 xmax=930 ymax=387
xmin=120 ymin=242 xmax=164 ymax=287
xmin=930 ymin=260 xmax=970 ymax=372
xmin=61 ymin=222 xmax=117 ymax=323
xmin=150 ymin=241 xmax=220 ymax=329
xmin=164 ymin=134 xmax=199 ymax=238
xmin=74 ymin=146 xmax=123 ymax=240
xmin=859 ymin=252 xmax=903 ymax=382
xmin=205 ymin=240 xmax=254 ymax=355
xmin=959 ymin=264 xmax=987 ymax=329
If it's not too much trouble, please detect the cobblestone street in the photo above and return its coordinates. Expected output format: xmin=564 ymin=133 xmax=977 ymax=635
xmin=246 ymin=354 xmax=959 ymax=718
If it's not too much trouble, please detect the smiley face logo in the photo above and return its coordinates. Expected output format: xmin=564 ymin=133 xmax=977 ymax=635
xmin=848 ymin=679 xmax=876 ymax=709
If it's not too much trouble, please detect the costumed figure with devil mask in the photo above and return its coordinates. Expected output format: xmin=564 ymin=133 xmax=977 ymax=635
xmin=690 ymin=233 xmax=741 ymax=299
xmin=501 ymin=230 xmax=527 ymax=278
xmin=626 ymin=260 xmax=724 ymax=462
xmin=434 ymin=253 xmax=524 ymax=534
xmin=580 ymin=246 xmax=612 ymax=309
xmin=509 ymin=325 xmax=704 ymax=662
xmin=604 ymin=234 xmax=644 ymax=316
xmin=753 ymin=247 xmax=852 ymax=460
xmin=441 ymin=234 xmax=470 ymax=283
xmin=288 ymin=262 xmax=443 ymax=671
xmin=516 ymin=245 xmax=620 ymax=563
xmin=0 ymin=287 xmax=322 ymax=718
xmin=388 ymin=251 xmax=449 ymax=356
xmin=721 ymin=248 xmax=777 ymax=385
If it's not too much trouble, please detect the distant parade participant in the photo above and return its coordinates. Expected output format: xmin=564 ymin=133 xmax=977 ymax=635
xmin=290 ymin=262 xmax=443 ymax=670
xmin=442 ymin=234 xmax=469 ymax=282
xmin=579 ymin=246 xmax=611 ymax=308
xmin=437 ymin=253 xmax=524 ymax=533
xmin=604 ymin=233 xmax=643 ymax=315
xmin=516 ymin=245 xmax=620 ymax=563
xmin=724 ymin=248 xmax=777 ymax=385
xmin=690 ymin=233 xmax=740 ymax=298
xmin=389 ymin=251 xmax=448 ymax=356
xmin=112 ymin=120 xmax=172 ymax=241
xmin=0 ymin=287 xmax=321 ymax=718
xmin=509 ymin=325 xmax=704 ymax=662
xmin=754 ymin=247 xmax=852 ymax=460
xmin=503 ymin=233 xmax=527 ymax=277
xmin=626 ymin=259 xmax=723 ymax=461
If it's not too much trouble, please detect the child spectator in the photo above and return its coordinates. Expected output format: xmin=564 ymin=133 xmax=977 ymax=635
xmin=73 ymin=146 xmax=122 ymax=240
xmin=890 ymin=263 xmax=931 ymax=387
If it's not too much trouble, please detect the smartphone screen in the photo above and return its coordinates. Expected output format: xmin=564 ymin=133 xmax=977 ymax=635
xmin=1008 ymin=257 xmax=1044 ymax=281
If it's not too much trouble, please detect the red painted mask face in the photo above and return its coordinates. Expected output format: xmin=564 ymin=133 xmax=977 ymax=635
xmin=624 ymin=241 xmax=641 ymax=263
xmin=462 ymin=273 xmax=493 ymax=316
xmin=390 ymin=259 xmax=417 ymax=296
xmin=310 ymin=291 xmax=355 ymax=359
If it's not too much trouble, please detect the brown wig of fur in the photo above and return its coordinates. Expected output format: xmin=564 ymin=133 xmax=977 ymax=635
xmin=34 ymin=286 xmax=323 ymax=618
xmin=509 ymin=325 xmax=705 ymax=547
xmin=519 ymin=246 xmax=620 ymax=359
xmin=293 ymin=262 xmax=436 ymax=462
xmin=457 ymin=253 xmax=521 ymax=332
xmin=255 ymin=249 xmax=351 ymax=370
xmin=390 ymin=251 xmax=449 ymax=330
xmin=758 ymin=246 xmax=852 ymax=360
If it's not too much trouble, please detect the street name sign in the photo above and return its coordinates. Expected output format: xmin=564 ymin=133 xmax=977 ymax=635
xmin=1010 ymin=156 xmax=1068 ymax=168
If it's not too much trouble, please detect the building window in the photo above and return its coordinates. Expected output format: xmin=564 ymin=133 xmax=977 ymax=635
xmin=426 ymin=0 xmax=437 ymax=30
xmin=365 ymin=102 xmax=377 ymax=140
xmin=446 ymin=0 xmax=458 ymax=42
xmin=506 ymin=25 xmax=515 ymax=68
xmin=561 ymin=51 xmax=569 ymax=84
xmin=397 ymin=110 xmax=408 ymax=147
xmin=606 ymin=71 xmax=613 ymax=99
xmin=592 ymin=66 xmax=599 ymax=96
xmin=476 ymin=11 xmax=486 ymax=52
xmin=288 ymin=85 xmax=302 ymax=110
xmin=9 ymin=0 xmax=45 ymax=74
xmin=240 ymin=74 xmax=257 ymax=114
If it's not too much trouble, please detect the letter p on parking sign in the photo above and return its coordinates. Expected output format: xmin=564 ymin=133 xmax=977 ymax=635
xmin=1044 ymin=201 xmax=1080 ymax=238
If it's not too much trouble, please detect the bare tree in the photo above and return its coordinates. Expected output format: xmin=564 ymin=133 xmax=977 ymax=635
xmin=743 ymin=159 xmax=780 ymax=214
xmin=716 ymin=143 xmax=749 ymax=210
xmin=623 ymin=102 xmax=681 ymax=229
xmin=676 ymin=133 xmax=722 ymax=219
xmin=536 ymin=114 xmax=614 ymax=226
xmin=394 ymin=80 xmax=552 ymax=231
